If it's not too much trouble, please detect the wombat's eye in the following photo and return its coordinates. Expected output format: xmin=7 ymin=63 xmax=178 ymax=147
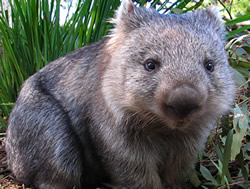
xmin=205 ymin=61 xmax=214 ymax=72
xmin=144 ymin=60 xmax=157 ymax=72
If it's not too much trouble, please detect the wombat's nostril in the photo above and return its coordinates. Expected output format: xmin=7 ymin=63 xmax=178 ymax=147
xmin=173 ymin=103 xmax=198 ymax=118
xmin=162 ymin=103 xmax=199 ymax=119
xmin=162 ymin=84 xmax=200 ymax=119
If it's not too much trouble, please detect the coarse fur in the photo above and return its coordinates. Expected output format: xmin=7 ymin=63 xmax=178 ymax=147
xmin=6 ymin=0 xmax=235 ymax=188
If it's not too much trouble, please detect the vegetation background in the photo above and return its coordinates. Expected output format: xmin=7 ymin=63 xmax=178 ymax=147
xmin=0 ymin=0 xmax=249 ymax=188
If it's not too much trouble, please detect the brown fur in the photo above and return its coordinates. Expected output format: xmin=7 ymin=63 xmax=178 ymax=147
xmin=6 ymin=0 xmax=235 ymax=188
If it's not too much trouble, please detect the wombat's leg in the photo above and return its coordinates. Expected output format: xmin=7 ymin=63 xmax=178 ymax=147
xmin=6 ymin=84 xmax=83 ymax=189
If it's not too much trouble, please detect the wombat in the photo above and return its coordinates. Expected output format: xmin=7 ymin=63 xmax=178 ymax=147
xmin=5 ymin=0 xmax=235 ymax=188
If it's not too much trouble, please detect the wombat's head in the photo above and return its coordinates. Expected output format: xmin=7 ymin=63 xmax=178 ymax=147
xmin=102 ymin=0 xmax=235 ymax=130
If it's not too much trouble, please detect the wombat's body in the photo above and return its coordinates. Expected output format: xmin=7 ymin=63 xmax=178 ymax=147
xmin=6 ymin=0 xmax=235 ymax=188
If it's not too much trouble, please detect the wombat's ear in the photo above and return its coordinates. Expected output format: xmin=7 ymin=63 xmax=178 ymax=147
xmin=187 ymin=6 xmax=225 ymax=39
xmin=106 ymin=0 xmax=136 ymax=51
xmin=112 ymin=0 xmax=136 ymax=31
xmin=111 ymin=0 xmax=148 ymax=32
xmin=204 ymin=6 xmax=225 ymax=37
xmin=116 ymin=0 xmax=135 ymax=20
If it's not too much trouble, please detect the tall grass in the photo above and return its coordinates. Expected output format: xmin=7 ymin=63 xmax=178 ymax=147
xmin=0 ymin=0 xmax=121 ymax=117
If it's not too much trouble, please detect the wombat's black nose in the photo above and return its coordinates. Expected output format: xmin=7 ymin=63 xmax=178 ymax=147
xmin=162 ymin=85 xmax=200 ymax=119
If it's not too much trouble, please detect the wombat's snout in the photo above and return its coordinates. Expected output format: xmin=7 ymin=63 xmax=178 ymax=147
xmin=161 ymin=84 xmax=200 ymax=119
